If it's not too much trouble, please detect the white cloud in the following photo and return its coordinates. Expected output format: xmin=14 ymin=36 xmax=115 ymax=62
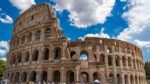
xmin=0 ymin=41 xmax=9 ymax=56
xmin=85 ymin=28 xmax=110 ymax=38
xmin=0 ymin=8 xmax=13 ymax=24
xmin=134 ymin=40 xmax=150 ymax=48
xmin=79 ymin=28 xmax=110 ymax=40
xmin=117 ymin=0 xmax=150 ymax=62
xmin=0 ymin=15 xmax=13 ymax=23
xmin=9 ymin=0 xmax=36 ymax=12
xmin=52 ymin=0 xmax=115 ymax=28
xmin=0 ymin=57 xmax=7 ymax=61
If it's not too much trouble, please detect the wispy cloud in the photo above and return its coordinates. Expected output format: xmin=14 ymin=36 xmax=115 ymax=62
xmin=0 ymin=8 xmax=13 ymax=24
xmin=9 ymin=0 xmax=36 ymax=12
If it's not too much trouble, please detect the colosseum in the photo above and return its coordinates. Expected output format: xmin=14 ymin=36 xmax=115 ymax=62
xmin=5 ymin=2 xmax=147 ymax=84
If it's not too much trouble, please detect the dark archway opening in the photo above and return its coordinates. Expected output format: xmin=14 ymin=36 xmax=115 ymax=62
xmin=54 ymin=48 xmax=61 ymax=59
xmin=44 ymin=48 xmax=49 ymax=60
xmin=53 ymin=70 xmax=60 ymax=83
xmin=80 ymin=72 xmax=89 ymax=83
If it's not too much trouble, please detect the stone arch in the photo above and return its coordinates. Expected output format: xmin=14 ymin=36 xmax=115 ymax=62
xmin=117 ymin=74 xmax=121 ymax=84
xmin=128 ymin=57 xmax=132 ymax=67
xmin=30 ymin=71 xmax=37 ymax=82
xmin=21 ymin=35 xmax=25 ymax=44
xmin=70 ymin=51 xmax=77 ymax=59
xmin=93 ymin=72 xmax=100 ymax=81
xmin=54 ymin=47 xmax=61 ymax=59
xmin=130 ymin=75 xmax=134 ymax=84
xmin=108 ymin=73 xmax=114 ymax=83
xmin=80 ymin=72 xmax=89 ymax=82
xmin=66 ymin=70 xmax=75 ymax=83
xmin=52 ymin=70 xmax=60 ymax=83
xmin=108 ymin=55 xmax=112 ymax=66
xmin=15 ymin=72 xmax=19 ymax=82
xmin=27 ymin=32 xmax=32 ymax=42
xmin=44 ymin=48 xmax=49 ymax=60
xmin=35 ymin=30 xmax=41 ymax=41
xmin=124 ymin=75 xmax=128 ymax=84
xmin=115 ymin=55 xmax=120 ymax=66
xmin=25 ymin=51 xmax=29 ymax=62
xmin=135 ymin=75 xmax=138 ymax=84
xmin=18 ymin=52 xmax=22 ymax=63
xmin=80 ymin=50 xmax=88 ymax=60
xmin=22 ymin=72 xmax=27 ymax=82
xmin=10 ymin=73 xmax=14 ymax=82
xmin=107 ymin=47 xmax=112 ymax=53
xmin=45 ymin=28 xmax=51 ymax=39
xmin=122 ymin=56 xmax=126 ymax=66
xmin=100 ymin=54 xmax=105 ymax=63
xmin=41 ymin=70 xmax=48 ymax=81
xmin=32 ymin=49 xmax=39 ymax=61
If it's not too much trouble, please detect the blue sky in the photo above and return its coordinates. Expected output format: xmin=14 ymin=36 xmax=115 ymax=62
xmin=0 ymin=0 xmax=150 ymax=62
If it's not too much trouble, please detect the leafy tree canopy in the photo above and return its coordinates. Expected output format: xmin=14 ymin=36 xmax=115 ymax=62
xmin=0 ymin=60 xmax=6 ymax=80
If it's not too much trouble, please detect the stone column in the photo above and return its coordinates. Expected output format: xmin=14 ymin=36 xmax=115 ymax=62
xmin=36 ymin=69 xmax=42 ymax=83
xmin=29 ymin=48 xmax=32 ymax=63
xmin=32 ymin=31 xmax=35 ymax=43
xmin=61 ymin=46 xmax=66 ymax=60
xmin=48 ymin=68 xmax=52 ymax=82
xmin=49 ymin=46 xmax=53 ymax=61
xmin=128 ymin=75 xmax=131 ymax=84
xmin=121 ymin=74 xmax=125 ymax=84
xmin=39 ymin=46 xmax=44 ymax=61
xmin=41 ymin=28 xmax=45 ymax=41
xmin=27 ymin=71 xmax=30 ymax=81
xmin=75 ymin=66 xmax=80 ymax=83
xmin=61 ymin=67 xmax=65 ymax=83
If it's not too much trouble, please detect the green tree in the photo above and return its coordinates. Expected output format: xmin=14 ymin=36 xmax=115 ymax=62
xmin=145 ymin=61 xmax=150 ymax=80
xmin=0 ymin=60 xmax=6 ymax=80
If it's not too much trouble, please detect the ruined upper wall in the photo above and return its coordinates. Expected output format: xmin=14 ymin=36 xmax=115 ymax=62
xmin=70 ymin=37 xmax=142 ymax=58
xmin=13 ymin=3 xmax=58 ymax=34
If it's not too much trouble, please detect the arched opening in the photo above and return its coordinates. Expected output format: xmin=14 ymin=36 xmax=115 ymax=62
xmin=21 ymin=36 xmax=25 ymax=44
xmin=10 ymin=73 xmax=14 ymax=82
xmin=27 ymin=33 xmax=32 ymax=42
xmin=124 ymin=75 xmax=128 ymax=84
xmin=107 ymin=47 xmax=112 ymax=53
xmin=80 ymin=72 xmax=89 ymax=83
xmin=67 ymin=71 xmax=74 ymax=83
xmin=130 ymin=75 xmax=134 ymax=84
xmin=122 ymin=56 xmax=126 ymax=66
xmin=115 ymin=56 xmax=120 ymax=66
xmin=18 ymin=53 xmax=22 ymax=63
xmin=53 ymin=70 xmax=60 ymax=83
xmin=25 ymin=52 xmax=29 ymax=62
xmin=42 ymin=71 xmax=47 ymax=82
xmin=54 ymin=48 xmax=61 ymax=59
xmin=117 ymin=74 xmax=121 ymax=84
xmin=44 ymin=48 xmax=49 ymax=60
xmin=32 ymin=50 xmax=39 ymax=61
xmin=15 ymin=72 xmax=19 ymax=82
xmin=70 ymin=51 xmax=77 ymax=59
xmin=109 ymin=73 xmax=114 ymax=83
xmin=30 ymin=71 xmax=36 ymax=82
xmin=93 ymin=72 xmax=100 ymax=81
xmin=45 ymin=29 xmax=51 ymax=39
xmin=108 ymin=55 xmax=112 ymax=66
xmin=35 ymin=30 xmax=41 ymax=41
xmin=100 ymin=54 xmax=105 ymax=63
xmin=22 ymin=72 xmax=27 ymax=82
xmin=80 ymin=51 xmax=88 ymax=60
xmin=128 ymin=57 xmax=132 ymax=67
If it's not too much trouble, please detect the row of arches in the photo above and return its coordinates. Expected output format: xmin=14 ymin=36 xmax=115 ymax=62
xmin=11 ymin=28 xmax=51 ymax=48
xmin=8 ymin=70 xmax=101 ymax=83
xmin=108 ymin=73 xmax=146 ymax=84
xmin=107 ymin=55 xmax=144 ymax=71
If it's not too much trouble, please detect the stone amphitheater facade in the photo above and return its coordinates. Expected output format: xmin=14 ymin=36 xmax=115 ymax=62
xmin=5 ymin=3 xmax=147 ymax=84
